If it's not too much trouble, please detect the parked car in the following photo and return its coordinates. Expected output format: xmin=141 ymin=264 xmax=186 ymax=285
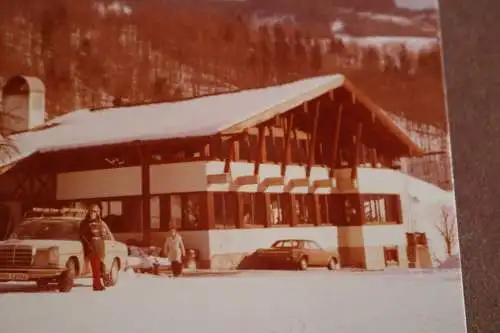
xmin=126 ymin=245 xmax=170 ymax=274
xmin=253 ymin=239 xmax=339 ymax=271
xmin=0 ymin=208 xmax=128 ymax=292
xmin=126 ymin=246 xmax=153 ymax=273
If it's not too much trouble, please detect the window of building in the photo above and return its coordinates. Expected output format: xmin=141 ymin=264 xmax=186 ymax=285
xmin=241 ymin=193 xmax=257 ymax=226
xmin=384 ymin=246 xmax=399 ymax=267
xmin=100 ymin=200 xmax=122 ymax=217
xmin=90 ymin=200 xmax=125 ymax=231
xmin=167 ymin=194 xmax=182 ymax=229
xmin=213 ymin=192 xmax=237 ymax=228
xmin=159 ymin=193 xmax=205 ymax=231
xmin=294 ymin=194 xmax=312 ymax=225
xmin=362 ymin=195 xmax=401 ymax=225
xmin=158 ymin=195 xmax=172 ymax=231
xmin=269 ymin=193 xmax=287 ymax=225
xmin=181 ymin=193 xmax=202 ymax=230
xmin=150 ymin=196 xmax=160 ymax=230
xmin=52 ymin=198 xmax=142 ymax=233
xmin=317 ymin=195 xmax=330 ymax=225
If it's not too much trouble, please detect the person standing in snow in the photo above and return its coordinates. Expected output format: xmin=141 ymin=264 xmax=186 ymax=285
xmin=163 ymin=227 xmax=186 ymax=277
xmin=79 ymin=204 xmax=110 ymax=291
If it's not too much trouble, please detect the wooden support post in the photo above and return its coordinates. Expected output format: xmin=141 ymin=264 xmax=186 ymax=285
xmin=264 ymin=193 xmax=272 ymax=228
xmin=210 ymin=135 xmax=222 ymax=160
xmin=306 ymin=101 xmax=321 ymax=177
xmin=288 ymin=194 xmax=299 ymax=227
xmin=256 ymin=192 xmax=271 ymax=227
xmin=281 ymin=112 xmax=294 ymax=176
xmin=224 ymin=137 xmax=236 ymax=173
xmin=328 ymin=90 xmax=334 ymax=101
xmin=329 ymin=105 xmax=343 ymax=178
xmin=371 ymin=148 xmax=378 ymax=167
xmin=203 ymin=192 xmax=215 ymax=230
xmin=233 ymin=140 xmax=240 ymax=161
xmin=308 ymin=194 xmax=321 ymax=226
xmin=234 ymin=192 xmax=245 ymax=228
xmin=139 ymin=144 xmax=151 ymax=245
xmin=254 ymin=126 xmax=266 ymax=176
xmin=351 ymin=123 xmax=363 ymax=181
xmin=159 ymin=195 xmax=171 ymax=231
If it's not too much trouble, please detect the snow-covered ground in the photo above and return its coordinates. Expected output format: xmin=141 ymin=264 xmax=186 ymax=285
xmin=0 ymin=269 xmax=467 ymax=333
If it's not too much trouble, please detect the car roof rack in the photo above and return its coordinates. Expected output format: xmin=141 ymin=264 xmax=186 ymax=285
xmin=24 ymin=207 xmax=87 ymax=219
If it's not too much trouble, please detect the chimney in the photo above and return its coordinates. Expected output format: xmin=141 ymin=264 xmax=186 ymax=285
xmin=1 ymin=75 xmax=46 ymax=135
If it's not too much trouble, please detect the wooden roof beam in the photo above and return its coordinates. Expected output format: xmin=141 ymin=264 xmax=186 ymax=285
xmin=329 ymin=104 xmax=343 ymax=178
xmin=306 ymin=101 xmax=321 ymax=178
xmin=281 ymin=111 xmax=295 ymax=177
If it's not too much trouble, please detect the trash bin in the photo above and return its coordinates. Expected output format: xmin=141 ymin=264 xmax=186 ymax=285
xmin=152 ymin=260 xmax=161 ymax=275
xmin=184 ymin=249 xmax=199 ymax=270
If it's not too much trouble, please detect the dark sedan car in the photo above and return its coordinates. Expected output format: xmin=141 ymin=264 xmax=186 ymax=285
xmin=253 ymin=239 xmax=339 ymax=271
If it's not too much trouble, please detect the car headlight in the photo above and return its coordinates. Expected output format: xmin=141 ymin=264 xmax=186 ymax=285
xmin=34 ymin=247 xmax=60 ymax=266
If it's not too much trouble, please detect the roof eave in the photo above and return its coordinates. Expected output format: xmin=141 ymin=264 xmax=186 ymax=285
xmin=220 ymin=75 xmax=346 ymax=135
xmin=340 ymin=78 xmax=425 ymax=158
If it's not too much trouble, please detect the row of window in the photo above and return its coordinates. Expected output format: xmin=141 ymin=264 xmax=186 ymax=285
xmin=38 ymin=193 xmax=402 ymax=233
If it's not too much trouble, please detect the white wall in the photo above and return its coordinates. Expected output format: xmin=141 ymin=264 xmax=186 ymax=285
xmin=151 ymin=161 xmax=207 ymax=194
xmin=207 ymin=226 xmax=338 ymax=255
xmin=56 ymin=167 xmax=142 ymax=200
xmin=357 ymin=167 xmax=458 ymax=264
xmin=56 ymin=161 xmax=209 ymax=199
xmin=362 ymin=225 xmax=407 ymax=247
xmin=55 ymin=161 xmax=356 ymax=199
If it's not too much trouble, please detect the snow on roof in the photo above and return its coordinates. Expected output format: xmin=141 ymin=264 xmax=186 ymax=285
xmin=0 ymin=74 xmax=422 ymax=170
xmin=0 ymin=75 xmax=344 ymax=166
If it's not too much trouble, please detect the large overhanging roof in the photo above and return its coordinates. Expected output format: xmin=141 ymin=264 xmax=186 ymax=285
xmin=0 ymin=74 xmax=424 ymax=173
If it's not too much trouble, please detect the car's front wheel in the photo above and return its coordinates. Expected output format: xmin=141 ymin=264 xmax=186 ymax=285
xmin=298 ymin=257 xmax=308 ymax=271
xmin=327 ymin=257 xmax=338 ymax=271
xmin=103 ymin=259 xmax=120 ymax=287
xmin=57 ymin=259 xmax=77 ymax=293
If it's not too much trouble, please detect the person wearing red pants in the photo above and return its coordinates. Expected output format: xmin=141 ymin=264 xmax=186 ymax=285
xmin=79 ymin=204 xmax=110 ymax=291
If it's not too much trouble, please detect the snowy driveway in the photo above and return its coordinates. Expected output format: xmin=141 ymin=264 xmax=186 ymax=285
xmin=0 ymin=269 xmax=466 ymax=333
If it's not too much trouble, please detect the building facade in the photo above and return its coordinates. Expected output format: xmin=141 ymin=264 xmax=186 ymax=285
xmin=0 ymin=75 xmax=454 ymax=270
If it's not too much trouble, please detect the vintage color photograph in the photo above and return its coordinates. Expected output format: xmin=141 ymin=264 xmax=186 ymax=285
xmin=0 ymin=0 xmax=466 ymax=332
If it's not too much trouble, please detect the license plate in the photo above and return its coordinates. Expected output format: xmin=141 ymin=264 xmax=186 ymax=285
xmin=0 ymin=273 xmax=30 ymax=281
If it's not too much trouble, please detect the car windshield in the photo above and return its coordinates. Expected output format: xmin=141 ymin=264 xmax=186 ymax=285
xmin=9 ymin=219 xmax=81 ymax=241
xmin=271 ymin=240 xmax=301 ymax=248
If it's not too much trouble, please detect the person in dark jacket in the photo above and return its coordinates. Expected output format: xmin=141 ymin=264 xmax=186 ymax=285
xmin=79 ymin=204 xmax=110 ymax=291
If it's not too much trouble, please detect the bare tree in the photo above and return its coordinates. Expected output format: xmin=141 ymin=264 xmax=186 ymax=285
xmin=436 ymin=204 xmax=458 ymax=258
